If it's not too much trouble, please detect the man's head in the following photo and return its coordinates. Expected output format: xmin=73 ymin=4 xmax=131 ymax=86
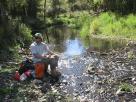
xmin=34 ymin=33 xmax=43 ymax=43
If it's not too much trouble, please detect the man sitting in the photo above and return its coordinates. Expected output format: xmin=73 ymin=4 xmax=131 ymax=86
xmin=30 ymin=33 xmax=59 ymax=78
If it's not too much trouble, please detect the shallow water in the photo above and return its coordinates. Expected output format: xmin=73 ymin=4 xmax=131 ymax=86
xmin=46 ymin=26 xmax=135 ymax=101
xmin=47 ymin=26 xmax=127 ymax=54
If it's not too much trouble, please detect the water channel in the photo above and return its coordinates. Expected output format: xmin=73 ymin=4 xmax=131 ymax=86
xmin=44 ymin=26 xmax=136 ymax=102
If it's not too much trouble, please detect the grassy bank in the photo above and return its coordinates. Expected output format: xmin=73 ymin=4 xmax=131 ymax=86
xmin=80 ymin=12 xmax=136 ymax=40
xmin=54 ymin=11 xmax=136 ymax=40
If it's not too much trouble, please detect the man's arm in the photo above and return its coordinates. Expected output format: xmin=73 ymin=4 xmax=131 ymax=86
xmin=45 ymin=44 xmax=54 ymax=55
xmin=48 ymin=50 xmax=54 ymax=55
xmin=33 ymin=54 xmax=44 ymax=59
xmin=44 ymin=43 xmax=58 ymax=57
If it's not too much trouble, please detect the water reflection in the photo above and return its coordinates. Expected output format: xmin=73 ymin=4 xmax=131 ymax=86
xmin=47 ymin=26 xmax=127 ymax=53
xmin=64 ymin=38 xmax=85 ymax=56
xmin=83 ymin=37 xmax=127 ymax=52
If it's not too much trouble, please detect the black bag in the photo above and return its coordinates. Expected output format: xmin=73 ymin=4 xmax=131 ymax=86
xmin=18 ymin=58 xmax=34 ymax=75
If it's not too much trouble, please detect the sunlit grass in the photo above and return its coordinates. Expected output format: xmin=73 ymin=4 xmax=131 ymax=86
xmin=80 ymin=12 xmax=136 ymax=40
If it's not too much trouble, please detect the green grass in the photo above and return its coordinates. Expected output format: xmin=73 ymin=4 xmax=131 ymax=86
xmin=48 ymin=11 xmax=136 ymax=40
xmin=119 ymin=83 xmax=133 ymax=92
xmin=80 ymin=12 xmax=136 ymax=40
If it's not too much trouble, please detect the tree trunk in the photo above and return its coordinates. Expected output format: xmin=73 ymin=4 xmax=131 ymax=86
xmin=44 ymin=0 xmax=46 ymax=22
xmin=44 ymin=0 xmax=49 ymax=43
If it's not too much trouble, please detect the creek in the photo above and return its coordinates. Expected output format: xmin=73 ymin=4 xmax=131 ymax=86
xmin=44 ymin=26 xmax=136 ymax=101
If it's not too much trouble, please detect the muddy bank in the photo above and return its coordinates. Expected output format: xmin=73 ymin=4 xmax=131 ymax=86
xmin=0 ymin=42 xmax=136 ymax=102
xmin=48 ymin=41 xmax=136 ymax=102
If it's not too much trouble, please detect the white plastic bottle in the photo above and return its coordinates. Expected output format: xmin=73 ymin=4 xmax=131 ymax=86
xmin=20 ymin=73 xmax=27 ymax=81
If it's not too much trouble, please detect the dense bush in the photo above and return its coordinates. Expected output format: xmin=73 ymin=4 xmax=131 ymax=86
xmin=0 ymin=19 xmax=32 ymax=48
xmin=18 ymin=23 xmax=32 ymax=47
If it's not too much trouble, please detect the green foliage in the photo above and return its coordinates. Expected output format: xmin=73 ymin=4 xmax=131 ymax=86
xmin=19 ymin=23 xmax=32 ymax=45
xmin=93 ymin=0 xmax=103 ymax=5
xmin=119 ymin=83 xmax=133 ymax=92
xmin=0 ymin=0 xmax=136 ymax=57
xmin=0 ymin=18 xmax=32 ymax=49
xmin=124 ymin=15 xmax=136 ymax=28
xmin=55 ymin=14 xmax=76 ymax=27
xmin=76 ymin=11 xmax=92 ymax=28
xmin=90 ymin=18 xmax=100 ymax=35
xmin=53 ymin=11 xmax=92 ymax=29
xmin=75 ymin=12 xmax=92 ymax=37
xmin=81 ymin=12 xmax=136 ymax=40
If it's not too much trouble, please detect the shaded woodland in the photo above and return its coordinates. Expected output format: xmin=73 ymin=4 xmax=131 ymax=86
xmin=0 ymin=0 xmax=135 ymax=54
